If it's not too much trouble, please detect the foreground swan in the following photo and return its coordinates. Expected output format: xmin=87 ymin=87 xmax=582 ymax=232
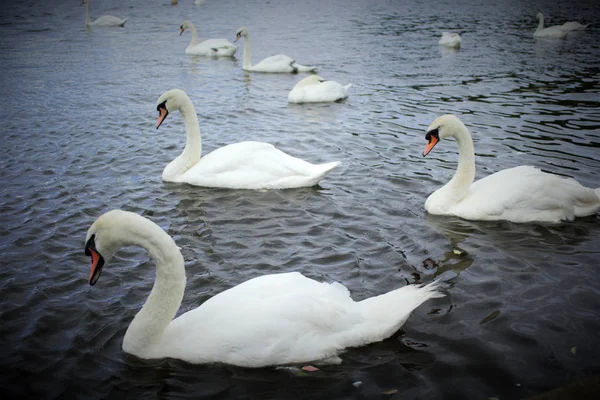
xmin=422 ymin=115 xmax=600 ymax=223
xmin=234 ymin=27 xmax=317 ymax=73
xmin=85 ymin=210 xmax=444 ymax=366
xmin=82 ymin=0 xmax=128 ymax=27
xmin=438 ymin=32 xmax=461 ymax=48
xmin=180 ymin=21 xmax=236 ymax=57
xmin=560 ymin=20 xmax=588 ymax=32
xmin=155 ymin=89 xmax=339 ymax=189
xmin=288 ymin=75 xmax=352 ymax=103
xmin=534 ymin=12 xmax=567 ymax=38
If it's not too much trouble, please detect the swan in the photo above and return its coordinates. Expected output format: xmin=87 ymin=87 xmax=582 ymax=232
xmin=288 ymin=75 xmax=352 ymax=103
xmin=234 ymin=27 xmax=317 ymax=73
xmin=155 ymin=89 xmax=339 ymax=189
xmin=438 ymin=32 xmax=461 ymax=48
xmin=422 ymin=115 xmax=600 ymax=223
xmin=180 ymin=21 xmax=237 ymax=57
xmin=82 ymin=0 xmax=128 ymax=28
xmin=560 ymin=21 xmax=589 ymax=32
xmin=84 ymin=210 xmax=444 ymax=367
xmin=534 ymin=12 xmax=567 ymax=39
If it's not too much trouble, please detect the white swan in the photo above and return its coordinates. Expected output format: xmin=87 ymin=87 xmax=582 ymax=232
xmin=155 ymin=89 xmax=339 ymax=189
xmin=560 ymin=21 xmax=588 ymax=32
xmin=85 ymin=210 xmax=444 ymax=367
xmin=438 ymin=32 xmax=461 ymax=48
xmin=534 ymin=12 xmax=567 ymax=39
xmin=82 ymin=0 xmax=128 ymax=28
xmin=180 ymin=21 xmax=237 ymax=57
xmin=234 ymin=27 xmax=317 ymax=73
xmin=288 ymin=75 xmax=352 ymax=103
xmin=422 ymin=115 xmax=600 ymax=223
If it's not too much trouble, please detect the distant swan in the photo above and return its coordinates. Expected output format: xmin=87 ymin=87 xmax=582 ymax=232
xmin=422 ymin=115 xmax=600 ymax=223
xmin=438 ymin=32 xmax=461 ymax=48
xmin=180 ymin=20 xmax=237 ymax=57
xmin=82 ymin=0 xmax=128 ymax=28
xmin=560 ymin=20 xmax=588 ymax=32
xmin=534 ymin=12 xmax=567 ymax=39
xmin=288 ymin=75 xmax=352 ymax=103
xmin=155 ymin=89 xmax=339 ymax=189
xmin=85 ymin=210 xmax=444 ymax=367
xmin=234 ymin=27 xmax=317 ymax=73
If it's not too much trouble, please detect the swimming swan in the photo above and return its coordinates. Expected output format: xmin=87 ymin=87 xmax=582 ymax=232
xmin=82 ymin=0 xmax=128 ymax=28
xmin=84 ymin=210 xmax=444 ymax=367
xmin=422 ymin=115 xmax=600 ymax=223
xmin=234 ymin=27 xmax=317 ymax=73
xmin=155 ymin=89 xmax=339 ymax=189
xmin=288 ymin=75 xmax=352 ymax=103
xmin=534 ymin=12 xmax=567 ymax=39
xmin=180 ymin=20 xmax=237 ymax=57
xmin=438 ymin=32 xmax=462 ymax=48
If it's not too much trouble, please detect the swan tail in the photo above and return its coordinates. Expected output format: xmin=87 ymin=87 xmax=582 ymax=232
xmin=120 ymin=18 xmax=129 ymax=27
xmin=354 ymin=280 xmax=444 ymax=344
xmin=595 ymin=187 xmax=600 ymax=200
xmin=295 ymin=64 xmax=318 ymax=72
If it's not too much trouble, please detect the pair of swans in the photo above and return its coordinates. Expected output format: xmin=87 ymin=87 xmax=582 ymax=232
xmin=438 ymin=32 xmax=462 ymax=48
xmin=179 ymin=21 xmax=237 ymax=57
xmin=534 ymin=13 xmax=588 ymax=38
xmin=288 ymin=75 xmax=352 ymax=103
xmin=82 ymin=0 xmax=128 ymax=28
xmin=84 ymin=210 xmax=444 ymax=367
xmin=423 ymin=115 xmax=600 ymax=223
xmin=155 ymin=89 xmax=339 ymax=189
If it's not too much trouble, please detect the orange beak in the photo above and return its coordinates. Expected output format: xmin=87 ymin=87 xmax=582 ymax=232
xmin=88 ymin=248 xmax=104 ymax=286
xmin=156 ymin=107 xmax=168 ymax=129
xmin=179 ymin=27 xmax=184 ymax=36
xmin=423 ymin=135 xmax=439 ymax=156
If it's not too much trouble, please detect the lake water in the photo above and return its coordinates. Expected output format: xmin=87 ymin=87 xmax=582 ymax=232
xmin=1 ymin=0 xmax=599 ymax=398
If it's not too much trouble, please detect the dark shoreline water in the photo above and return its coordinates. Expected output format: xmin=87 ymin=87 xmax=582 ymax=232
xmin=1 ymin=0 xmax=599 ymax=398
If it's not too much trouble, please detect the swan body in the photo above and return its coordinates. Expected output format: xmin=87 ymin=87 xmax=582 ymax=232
xmin=234 ymin=27 xmax=317 ymax=73
xmin=82 ymin=0 xmax=128 ymax=27
xmin=422 ymin=115 xmax=600 ymax=223
xmin=438 ymin=32 xmax=461 ymax=48
xmin=288 ymin=75 xmax=352 ymax=103
xmin=560 ymin=21 xmax=588 ymax=32
xmin=84 ymin=210 xmax=444 ymax=367
xmin=180 ymin=21 xmax=237 ymax=57
xmin=155 ymin=89 xmax=339 ymax=189
xmin=534 ymin=12 xmax=567 ymax=38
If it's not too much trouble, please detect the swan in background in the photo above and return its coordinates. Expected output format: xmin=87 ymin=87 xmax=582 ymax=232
xmin=82 ymin=0 xmax=128 ymax=28
xmin=195 ymin=0 xmax=207 ymax=5
xmin=155 ymin=89 xmax=339 ymax=189
xmin=438 ymin=32 xmax=461 ymax=48
xmin=180 ymin=21 xmax=237 ymax=57
xmin=534 ymin=12 xmax=567 ymax=38
xmin=288 ymin=75 xmax=352 ymax=103
xmin=422 ymin=115 xmax=600 ymax=223
xmin=560 ymin=20 xmax=588 ymax=32
xmin=234 ymin=27 xmax=317 ymax=73
xmin=85 ymin=210 xmax=444 ymax=367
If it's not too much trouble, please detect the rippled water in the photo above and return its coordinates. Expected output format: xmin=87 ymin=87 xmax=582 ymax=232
xmin=1 ymin=0 xmax=599 ymax=398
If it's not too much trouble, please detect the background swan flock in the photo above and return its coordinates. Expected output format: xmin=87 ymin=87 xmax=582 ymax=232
xmin=78 ymin=2 xmax=597 ymax=370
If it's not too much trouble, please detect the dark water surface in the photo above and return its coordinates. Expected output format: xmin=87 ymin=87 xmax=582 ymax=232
xmin=1 ymin=0 xmax=599 ymax=399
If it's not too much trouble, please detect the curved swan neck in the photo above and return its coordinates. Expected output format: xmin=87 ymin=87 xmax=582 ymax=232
xmin=536 ymin=14 xmax=544 ymax=32
xmin=447 ymin=126 xmax=476 ymax=196
xmin=122 ymin=217 xmax=186 ymax=355
xmin=241 ymin=36 xmax=252 ymax=70
xmin=187 ymin=23 xmax=199 ymax=47
xmin=179 ymin=98 xmax=202 ymax=160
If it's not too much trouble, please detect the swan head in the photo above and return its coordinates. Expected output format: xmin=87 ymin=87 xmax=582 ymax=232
xmin=84 ymin=210 xmax=141 ymax=286
xmin=156 ymin=89 xmax=189 ymax=129
xmin=536 ymin=12 xmax=543 ymax=20
xmin=423 ymin=114 xmax=466 ymax=156
xmin=180 ymin=20 xmax=192 ymax=36
xmin=235 ymin=27 xmax=248 ymax=42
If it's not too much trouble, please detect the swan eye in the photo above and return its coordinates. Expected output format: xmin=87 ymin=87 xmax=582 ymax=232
xmin=425 ymin=128 xmax=440 ymax=143
xmin=157 ymin=100 xmax=167 ymax=112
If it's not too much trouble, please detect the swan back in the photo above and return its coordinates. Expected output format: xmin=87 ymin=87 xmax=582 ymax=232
xmin=288 ymin=75 xmax=352 ymax=103
xmin=439 ymin=32 xmax=461 ymax=48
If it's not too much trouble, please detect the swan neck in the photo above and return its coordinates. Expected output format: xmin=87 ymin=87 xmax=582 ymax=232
xmin=85 ymin=0 xmax=91 ymax=25
xmin=188 ymin=23 xmax=199 ymax=47
xmin=447 ymin=127 xmax=476 ymax=196
xmin=122 ymin=219 xmax=186 ymax=355
xmin=242 ymin=36 xmax=252 ymax=70
xmin=536 ymin=15 xmax=544 ymax=32
xmin=180 ymin=100 xmax=202 ymax=159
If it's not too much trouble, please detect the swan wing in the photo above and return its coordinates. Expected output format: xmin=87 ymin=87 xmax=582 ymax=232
xmin=187 ymin=39 xmax=237 ymax=56
xmin=288 ymin=81 xmax=351 ymax=103
xmin=179 ymin=141 xmax=339 ymax=189
xmin=451 ymin=166 xmax=600 ymax=222
xmin=251 ymin=54 xmax=296 ymax=72
xmin=91 ymin=15 xmax=128 ymax=27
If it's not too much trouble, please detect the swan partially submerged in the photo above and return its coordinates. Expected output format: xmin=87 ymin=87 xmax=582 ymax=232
xmin=288 ymin=75 xmax=352 ymax=103
xmin=438 ymin=32 xmax=462 ymax=48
